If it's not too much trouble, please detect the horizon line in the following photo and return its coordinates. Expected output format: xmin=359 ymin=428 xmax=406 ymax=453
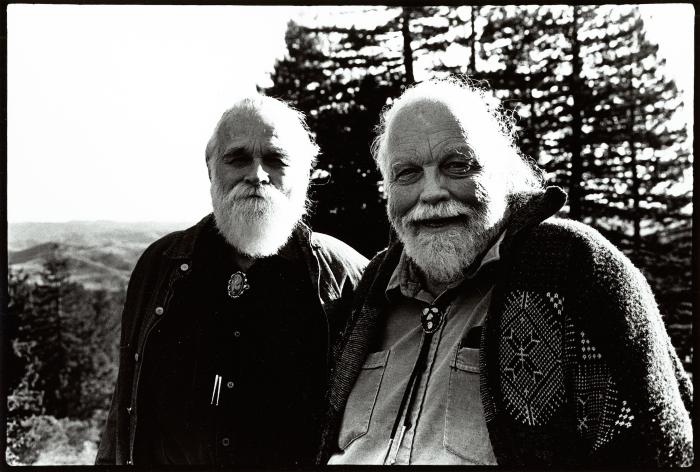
xmin=8 ymin=219 xmax=197 ymax=225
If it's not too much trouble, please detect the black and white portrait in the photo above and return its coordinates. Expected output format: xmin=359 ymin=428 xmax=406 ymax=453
xmin=5 ymin=4 xmax=693 ymax=467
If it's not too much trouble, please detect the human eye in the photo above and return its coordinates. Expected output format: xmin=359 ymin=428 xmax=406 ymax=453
xmin=263 ymin=152 xmax=289 ymax=169
xmin=392 ymin=165 xmax=422 ymax=184
xmin=221 ymin=150 xmax=250 ymax=167
xmin=443 ymin=156 xmax=478 ymax=177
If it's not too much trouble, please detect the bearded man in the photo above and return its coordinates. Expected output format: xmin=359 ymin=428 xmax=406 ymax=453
xmin=96 ymin=95 xmax=367 ymax=466
xmin=318 ymin=79 xmax=692 ymax=467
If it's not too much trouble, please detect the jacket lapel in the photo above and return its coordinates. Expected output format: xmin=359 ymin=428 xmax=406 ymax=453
xmin=328 ymin=242 xmax=402 ymax=412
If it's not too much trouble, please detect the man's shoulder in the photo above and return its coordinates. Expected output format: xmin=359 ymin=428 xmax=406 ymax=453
xmin=310 ymin=232 xmax=368 ymax=273
xmin=528 ymin=217 xmax=631 ymax=264
xmin=520 ymin=217 xmax=651 ymax=301
xmin=134 ymin=215 xmax=213 ymax=270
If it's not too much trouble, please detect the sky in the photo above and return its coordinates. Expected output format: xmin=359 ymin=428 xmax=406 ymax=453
xmin=6 ymin=4 xmax=695 ymax=223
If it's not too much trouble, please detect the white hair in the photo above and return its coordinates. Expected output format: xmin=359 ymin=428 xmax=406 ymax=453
xmin=371 ymin=77 xmax=543 ymax=196
xmin=205 ymin=94 xmax=319 ymax=170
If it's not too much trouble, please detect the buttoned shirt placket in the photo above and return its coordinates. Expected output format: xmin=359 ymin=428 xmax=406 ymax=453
xmin=392 ymin=308 xmax=449 ymax=464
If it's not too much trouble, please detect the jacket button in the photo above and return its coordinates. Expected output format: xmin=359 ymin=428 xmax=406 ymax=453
xmin=155 ymin=306 xmax=164 ymax=316
xmin=226 ymin=381 xmax=234 ymax=389
xmin=233 ymin=330 xmax=241 ymax=338
xmin=180 ymin=263 xmax=189 ymax=272
xmin=221 ymin=437 xmax=230 ymax=447
xmin=126 ymin=459 xmax=133 ymax=465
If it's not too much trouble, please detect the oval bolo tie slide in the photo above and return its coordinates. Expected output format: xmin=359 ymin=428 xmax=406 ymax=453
xmin=421 ymin=306 xmax=444 ymax=334
xmin=227 ymin=271 xmax=250 ymax=299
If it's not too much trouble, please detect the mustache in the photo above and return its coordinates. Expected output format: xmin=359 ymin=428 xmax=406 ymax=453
xmin=228 ymin=182 xmax=282 ymax=201
xmin=403 ymin=200 xmax=472 ymax=225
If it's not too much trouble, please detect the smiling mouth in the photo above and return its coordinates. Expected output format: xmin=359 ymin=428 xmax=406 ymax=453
xmin=413 ymin=215 xmax=466 ymax=229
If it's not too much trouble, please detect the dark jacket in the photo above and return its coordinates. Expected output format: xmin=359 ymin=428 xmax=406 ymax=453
xmin=319 ymin=187 xmax=693 ymax=467
xmin=96 ymin=214 xmax=367 ymax=465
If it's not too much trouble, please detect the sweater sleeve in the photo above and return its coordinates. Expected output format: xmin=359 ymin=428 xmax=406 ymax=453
xmin=563 ymin=221 xmax=693 ymax=467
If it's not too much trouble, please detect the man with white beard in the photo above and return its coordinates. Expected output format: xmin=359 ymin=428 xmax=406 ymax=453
xmin=318 ymin=79 xmax=692 ymax=467
xmin=97 ymin=95 xmax=367 ymax=467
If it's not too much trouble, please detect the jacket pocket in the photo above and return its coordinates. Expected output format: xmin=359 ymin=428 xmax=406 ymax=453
xmin=337 ymin=349 xmax=390 ymax=450
xmin=444 ymin=347 xmax=496 ymax=463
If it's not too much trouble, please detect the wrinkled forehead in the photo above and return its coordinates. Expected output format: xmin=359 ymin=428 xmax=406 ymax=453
xmin=217 ymin=107 xmax=275 ymax=141
xmin=385 ymin=99 xmax=468 ymax=155
xmin=216 ymin=104 xmax=309 ymax=150
xmin=389 ymin=100 xmax=465 ymax=138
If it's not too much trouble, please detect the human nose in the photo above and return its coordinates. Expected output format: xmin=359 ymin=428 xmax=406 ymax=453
xmin=244 ymin=159 xmax=270 ymax=185
xmin=419 ymin=167 xmax=449 ymax=204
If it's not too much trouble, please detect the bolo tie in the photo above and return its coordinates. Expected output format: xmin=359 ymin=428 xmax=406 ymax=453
xmin=382 ymin=287 xmax=461 ymax=465
xmin=208 ymin=269 xmax=251 ymax=406
xmin=227 ymin=271 xmax=250 ymax=298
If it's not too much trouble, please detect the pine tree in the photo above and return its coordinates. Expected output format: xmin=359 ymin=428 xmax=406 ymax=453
xmin=7 ymin=249 xmax=124 ymax=420
xmin=265 ymin=15 xmax=401 ymax=255
xmin=573 ymin=6 xmax=690 ymax=244
xmin=264 ymin=7 xmax=692 ymax=372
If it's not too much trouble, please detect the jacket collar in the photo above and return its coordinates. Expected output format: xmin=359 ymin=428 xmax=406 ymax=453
xmin=163 ymin=214 xmax=214 ymax=260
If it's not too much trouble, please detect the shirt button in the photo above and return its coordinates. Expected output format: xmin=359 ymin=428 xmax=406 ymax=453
xmin=126 ymin=459 xmax=133 ymax=465
xmin=126 ymin=407 xmax=132 ymax=414
xmin=180 ymin=263 xmax=189 ymax=272
xmin=155 ymin=306 xmax=164 ymax=316
xmin=226 ymin=381 xmax=234 ymax=389
xmin=233 ymin=331 xmax=241 ymax=338
xmin=221 ymin=437 xmax=230 ymax=447
xmin=134 ymin=353 xmax=139 ymax=362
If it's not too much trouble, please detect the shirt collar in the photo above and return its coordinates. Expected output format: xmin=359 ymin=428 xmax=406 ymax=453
xmin=385 ymin=230 xmax=506 ymax=302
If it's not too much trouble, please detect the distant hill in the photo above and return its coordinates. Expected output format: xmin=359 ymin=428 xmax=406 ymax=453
xmin=8 ymin=221 xmax=192 ymax=251
xmin=8 ymin=221 xmax=194 ymax=290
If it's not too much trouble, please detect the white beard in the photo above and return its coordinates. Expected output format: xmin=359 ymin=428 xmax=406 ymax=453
xmin=391 ymin=199 xmax=503 ymax=286
xmin=210 ymin=178 xmax=308 ymax=258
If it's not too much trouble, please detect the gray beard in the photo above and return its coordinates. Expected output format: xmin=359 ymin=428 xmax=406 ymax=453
xmin=391 ymin=201 xmax=504 ymax=286
xmin=210 ymin=181 xmax=308 ymax=258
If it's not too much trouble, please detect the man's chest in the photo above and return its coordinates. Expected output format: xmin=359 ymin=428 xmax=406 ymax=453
xmin=139 ymin=256 xmax=328 ymax=464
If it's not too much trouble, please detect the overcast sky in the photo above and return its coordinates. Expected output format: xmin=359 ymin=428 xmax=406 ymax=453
xmin=6 ymin=4 xmax=694 ymax=223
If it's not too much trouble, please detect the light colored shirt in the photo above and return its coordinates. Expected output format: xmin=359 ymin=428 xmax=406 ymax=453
xmin=329 ymin=233 xmax=504 ymax=465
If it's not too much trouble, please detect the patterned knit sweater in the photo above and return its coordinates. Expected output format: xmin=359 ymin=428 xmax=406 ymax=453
xmin=318 ymin=187 xmax=693 ymax=467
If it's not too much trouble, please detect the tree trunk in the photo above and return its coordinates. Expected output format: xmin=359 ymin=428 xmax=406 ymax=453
xmin=567 ymin=6 xmax=584 ymax=220
xmin=628 ymin=95 xmax=641 ymax=251
xmin=470 ymin=6 xmax=477 ymax=74
xmin=402 ymin=8 xmax=415 ymax=84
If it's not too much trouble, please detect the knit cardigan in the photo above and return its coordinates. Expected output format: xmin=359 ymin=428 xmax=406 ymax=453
xmin=318 ymin=187 xmax=693 ymax=467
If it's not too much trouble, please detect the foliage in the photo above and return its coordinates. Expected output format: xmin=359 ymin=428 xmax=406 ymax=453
xmin=6 ymin=250 xmax=123 ymax=464
xmin=265 ymin=19 xmax=400 ymax=255
xmin=5 ymin=6 xmax=693 ymax=465
xmin=264 ymin=5 xmax=692 ymax=371
xmin=5 ymin=413 xmax=105 ymax=465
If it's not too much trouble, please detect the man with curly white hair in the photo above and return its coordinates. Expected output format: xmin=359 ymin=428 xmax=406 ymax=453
xmin=97 ymin=94 xmax=367 ymax=467
xmin=319 ymin=78 xmax=692 ymax=467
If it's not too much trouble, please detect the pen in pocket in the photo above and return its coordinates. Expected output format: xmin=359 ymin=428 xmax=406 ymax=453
xmin=210 ymin=374 xmax=222 ymax=406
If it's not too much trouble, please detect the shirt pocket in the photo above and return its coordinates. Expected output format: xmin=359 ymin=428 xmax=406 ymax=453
xmin=444 ymin=346 xmax=496 ymax=463
xmin=337 ymin=349 xmax=390 ymax=450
